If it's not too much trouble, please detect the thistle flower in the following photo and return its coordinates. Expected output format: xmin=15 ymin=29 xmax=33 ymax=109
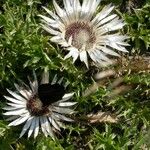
xmin=39 ymin=0 xmax=129 ymax=68
xmin=3 ymin=71 xmax=76 ymax=139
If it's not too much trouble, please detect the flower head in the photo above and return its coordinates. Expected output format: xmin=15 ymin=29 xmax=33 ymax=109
xmin=3 ymin=71 xmax=76 ymax=139
xmin=39 ymin=0 xmax=129 ymax=68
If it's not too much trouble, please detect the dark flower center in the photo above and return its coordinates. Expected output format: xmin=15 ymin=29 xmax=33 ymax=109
xmin=38 ymin=83 xmax=66 ymax=106
xmin=65 ymin=22 xmax=96 ymax=50
xmin=27 ymin=83 xmax=66 ymax=116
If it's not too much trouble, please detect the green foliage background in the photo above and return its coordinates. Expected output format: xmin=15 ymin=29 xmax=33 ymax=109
xmin=0 ymin=0 xmax=150 ymax=149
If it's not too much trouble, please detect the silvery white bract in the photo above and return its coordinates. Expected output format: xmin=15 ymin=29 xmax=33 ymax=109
xmin=3 ymin=71 xmax=77 ymax=139
xmin=39 ymin=0 xmax=129 ymax=68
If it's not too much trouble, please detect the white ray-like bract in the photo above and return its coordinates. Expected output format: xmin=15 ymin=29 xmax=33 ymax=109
xmin=39 ymin=0 xmax=129 ymax=68
xmin=3 ymin=71 xmax=77 ymax=139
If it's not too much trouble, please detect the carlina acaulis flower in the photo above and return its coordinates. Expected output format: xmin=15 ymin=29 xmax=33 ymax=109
xmin=3 ymin=71 xmax=77 ymax=139
xmin=39 ymin=0 xmax=129 ymax=68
